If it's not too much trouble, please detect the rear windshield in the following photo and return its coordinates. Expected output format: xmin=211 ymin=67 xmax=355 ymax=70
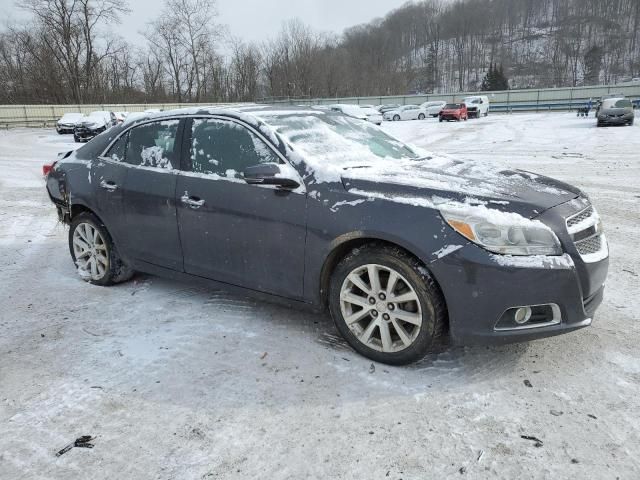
xmin=445 ymin=104 xmax=462 ymax=109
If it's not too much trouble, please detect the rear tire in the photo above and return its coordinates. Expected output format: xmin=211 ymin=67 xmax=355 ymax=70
xmin=393 ymin=115 xmax=400 ymax=121
xmin=418 ymin=113 xmax=425 ymax=120
xmin=69 ymin=212 xmax=134 ymax=286
xmin=329 ymin=244 xmax=447 ymax=365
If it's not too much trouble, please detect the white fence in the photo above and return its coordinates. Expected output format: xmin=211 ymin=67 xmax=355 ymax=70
xmin=1 ymin=84 xmax=639 ymax=128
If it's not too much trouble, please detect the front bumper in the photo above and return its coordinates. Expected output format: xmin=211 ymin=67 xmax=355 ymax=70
xmin=429 ymin=201 xmax=609 ymax=346
xmin=440 ymin=113 xmax=462 ymax=120
xmin=598 ymin=114 xmax=633 ymax=125
xmin=74 ymin=126 xmax=103 ymax=140
xmin=56 ymin=124 xmax=75 ymax=134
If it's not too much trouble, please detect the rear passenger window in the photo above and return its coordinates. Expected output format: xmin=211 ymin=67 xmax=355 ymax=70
xmin=105 ymin=132 xmax=128 ymax=162
xmin=126 ymin=120 xmax=179 ymax=169
xmin=190 ymin=118 xmax=280 ymax=178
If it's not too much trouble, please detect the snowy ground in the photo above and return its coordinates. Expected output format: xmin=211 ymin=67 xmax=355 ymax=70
xmin=1 ymin=113 xmax=639 ymax=479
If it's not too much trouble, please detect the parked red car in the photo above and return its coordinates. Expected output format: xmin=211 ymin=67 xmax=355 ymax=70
xmin=439 ymin=103 xmax=468 ymax=122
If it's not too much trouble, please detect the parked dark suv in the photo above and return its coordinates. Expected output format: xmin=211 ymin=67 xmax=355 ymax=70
xmin=45 ymin=106 xmax=609 ymax=365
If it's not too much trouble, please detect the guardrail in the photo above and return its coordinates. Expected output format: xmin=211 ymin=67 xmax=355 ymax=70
xmin=0 ymin=103 xmax=214 ymax=129
xmin=264 ymin=84 xmax=640 ymax=111
xmin=1 ymin=84 xmax=639 ymax=128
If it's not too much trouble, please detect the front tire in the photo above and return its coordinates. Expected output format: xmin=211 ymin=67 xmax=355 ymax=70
xmin=69 ymin=212 xmax=134 ymax=286
xmin=329 ymin=244 xmax=446 ymax=365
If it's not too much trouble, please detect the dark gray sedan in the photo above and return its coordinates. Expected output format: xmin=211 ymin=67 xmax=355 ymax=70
xmin=45 ymin=106 xmax=609 ymax=365
xmin=597 ymin=98 xmax=634 ymax=126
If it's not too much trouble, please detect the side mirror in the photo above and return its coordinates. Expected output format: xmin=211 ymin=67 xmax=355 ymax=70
xmin=243 ymin=163 xmax=300 ymax=190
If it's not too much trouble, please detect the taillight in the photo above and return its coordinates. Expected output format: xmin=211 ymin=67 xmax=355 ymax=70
xmin=43 ymin=161 xmax=57 ymax=177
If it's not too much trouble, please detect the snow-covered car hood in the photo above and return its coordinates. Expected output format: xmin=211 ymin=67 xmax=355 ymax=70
xmin=75 ymin=116 xmax=108 ymax=129
xmin=340 ymin=156 xmax=581 ymax=218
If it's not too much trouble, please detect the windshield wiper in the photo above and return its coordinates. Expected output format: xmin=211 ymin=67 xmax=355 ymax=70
xmin=343 ymin=165 xmax=373 ymax=170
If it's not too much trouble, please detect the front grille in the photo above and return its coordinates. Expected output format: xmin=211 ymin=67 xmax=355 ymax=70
xmin=567 ymin=206 xmax=594 ymax=229
xmin=566 ymin=204 xmax=607 ymax=262
xmin=575 ymin=235 xmax=602 ymax=255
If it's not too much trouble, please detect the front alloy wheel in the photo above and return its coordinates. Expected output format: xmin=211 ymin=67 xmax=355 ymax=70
xmin=329 ymin=245 xmax=446 ymax=365
xmin=340 ymin=264 xmax=422 ymax=353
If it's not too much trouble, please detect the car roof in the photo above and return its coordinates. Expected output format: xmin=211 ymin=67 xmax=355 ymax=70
xmin=122 ymin=104 xmax=334 ymax=125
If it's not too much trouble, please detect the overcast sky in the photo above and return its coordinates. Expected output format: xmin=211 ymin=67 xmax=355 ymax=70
xmin=1 ymin=0 xmax=412 ymax=46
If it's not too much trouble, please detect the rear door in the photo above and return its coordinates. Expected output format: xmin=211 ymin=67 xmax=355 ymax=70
xmin=406 ymin=105 xmax=419 ymax=119
xmin=118 ymin=119 xmax=184 ymax=270
xmin=176 ymin=116 xmax=307 ymax=299
xmin=90 ymin=133 xmax=129 ymax=245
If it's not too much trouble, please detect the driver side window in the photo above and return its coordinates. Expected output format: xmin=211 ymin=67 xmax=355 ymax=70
xmin=190 ymin=118 xmax=280 ymax=178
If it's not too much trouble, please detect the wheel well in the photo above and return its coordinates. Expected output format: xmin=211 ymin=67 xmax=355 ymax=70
xmin=70 ymin=204 xmax=103 ymax=224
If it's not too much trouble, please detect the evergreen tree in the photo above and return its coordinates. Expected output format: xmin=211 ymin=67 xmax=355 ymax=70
xmin=481 ymin=63 xmax=509 ymax=91
xmin=480 ymin=63 xmax=495 ymax=91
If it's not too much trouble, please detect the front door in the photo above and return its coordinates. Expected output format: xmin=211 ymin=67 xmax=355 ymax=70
xmin=176 ymin=117 xmax=307 ymax=299
xmin=118 ymin=119 xmax=184 ymax=270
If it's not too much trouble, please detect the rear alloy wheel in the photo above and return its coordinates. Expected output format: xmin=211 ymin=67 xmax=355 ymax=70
xmin=69 ymin=212 xmax=134 ymax=286
xmin=329 ymin=245 xmax=446 ymax=365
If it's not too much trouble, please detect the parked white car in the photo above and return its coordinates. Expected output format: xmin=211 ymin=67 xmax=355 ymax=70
xmin=463 ymin=95 xmax=490 ymax=118
xmin=419 ymin=101 xmax=447 ymax=117
xmin=382 ymin=105 xmax=427 ymax=121
xmin=329 ymin=104 xmax=383 ymax=125
xmin=56 ymin=113 xmax=84 ymax=134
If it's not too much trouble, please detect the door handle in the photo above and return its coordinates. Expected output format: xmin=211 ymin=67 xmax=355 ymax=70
xmin=100 ymin=180 xmax=118 ymax=192
xmin=181 ymin=193 xmax=205 ymax=209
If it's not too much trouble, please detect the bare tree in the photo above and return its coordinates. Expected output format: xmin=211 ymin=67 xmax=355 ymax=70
xmin=19 ymin=0 xmax=129 ymax=102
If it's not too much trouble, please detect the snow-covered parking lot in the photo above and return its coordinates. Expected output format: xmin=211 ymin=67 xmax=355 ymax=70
xmin=1 ymin=112 xmax=639 ymax=479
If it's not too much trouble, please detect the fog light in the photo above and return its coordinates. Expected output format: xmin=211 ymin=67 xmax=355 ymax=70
xmin=514 ymin=307 xmax=532 ymax=325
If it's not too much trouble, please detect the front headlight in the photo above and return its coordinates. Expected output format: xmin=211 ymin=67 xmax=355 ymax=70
xmin=441 ymin=209 xmax=562 ymax=256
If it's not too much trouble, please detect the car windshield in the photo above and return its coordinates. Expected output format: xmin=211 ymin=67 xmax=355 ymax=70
xmin=603 ymin=98 xmax=632 ymax=109
xmin=445 ymin=103 xmax=462 ymax=109
xmin=259 ymin=113 xmax=421 ymax=171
